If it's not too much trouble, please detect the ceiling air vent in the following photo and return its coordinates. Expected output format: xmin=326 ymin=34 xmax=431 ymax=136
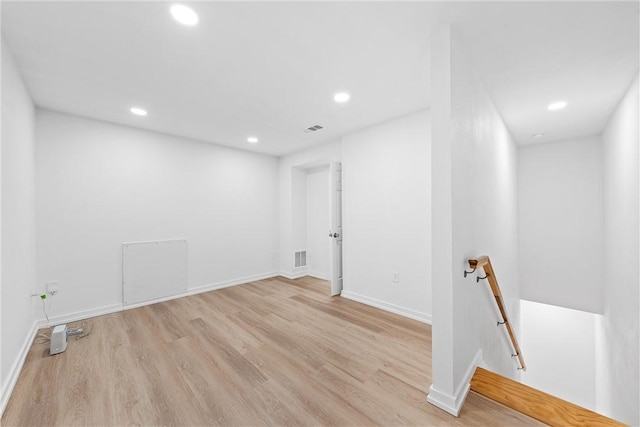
xmin=304 ymin=124 xmax=324 ymax=133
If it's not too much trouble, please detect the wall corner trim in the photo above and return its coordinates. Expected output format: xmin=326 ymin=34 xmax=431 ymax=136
xmin=1 ymin=320 xmax=39 ymax=418
xmin=427 ymin=349 xmax=483 ymax=416
xmin=427 ymin=384 xmax=466 ymax=417
xmin=341 ymin=290 xmax=431 ymax=324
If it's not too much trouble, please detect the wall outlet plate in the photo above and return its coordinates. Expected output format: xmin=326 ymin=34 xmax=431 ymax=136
xmin=392 ymin=271 xmax=400 ymax=283
xmin=46 ymin=281 xmax=59 ymax=295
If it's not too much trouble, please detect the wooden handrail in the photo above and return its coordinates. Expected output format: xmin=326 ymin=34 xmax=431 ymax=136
xmin=468 ymin=256 xmax=526 ymax=371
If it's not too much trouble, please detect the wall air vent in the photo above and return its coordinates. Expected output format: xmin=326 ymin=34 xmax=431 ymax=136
xmin=304 ymin=124 xmax=324 ymax=133
xmin=294 ymin=250 xmax=307 ymax=268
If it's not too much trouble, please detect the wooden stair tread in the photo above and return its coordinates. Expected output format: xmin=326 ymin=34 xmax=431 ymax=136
xmin=470 ymin=367 xmax=627 ymax=427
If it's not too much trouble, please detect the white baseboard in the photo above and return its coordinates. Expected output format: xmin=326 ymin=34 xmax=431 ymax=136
xmin=37 ymin=272 xmax=282 ymax=321
xmin=307 ymin=272 xmax=328 ymax=281
xmin=278 ymin=271 xmax=308 ymax=280
xmin=124 ymin=295 xmax=185 ymax=310
xmin=1 ymin=320 xmax=38 ymax=417
xmin=427 ymin=385 xmax=463 ymax=417
xmin=124 ymin=271 xmax=279 ymax=310
xmin=341 ymin=290 xmax=432 ymax=324
xmin=186 ymin=271 xmax=279 ymax=297
xmin=427 ymin=349 xmax=483 ymax=416
xmin=38 ymin=303 xmax=123 ymax=328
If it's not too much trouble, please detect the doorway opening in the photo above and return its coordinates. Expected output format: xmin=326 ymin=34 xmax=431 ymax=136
xmin=291 ymin=161 xmax=342 ymax=296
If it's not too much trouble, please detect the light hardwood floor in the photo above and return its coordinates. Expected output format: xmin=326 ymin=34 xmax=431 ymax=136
xmin=2 ymin=276 xmax=543 ymax=426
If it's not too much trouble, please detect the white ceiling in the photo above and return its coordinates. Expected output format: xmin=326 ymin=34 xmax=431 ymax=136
xmin=2 ymin=1 xmax=638 ymax=155
xmin=455 ymin=1 xmax=639 ymax=146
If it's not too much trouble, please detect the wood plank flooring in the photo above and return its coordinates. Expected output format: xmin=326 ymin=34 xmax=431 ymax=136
xmin=2 ymin=276 xmax=544 ymax=426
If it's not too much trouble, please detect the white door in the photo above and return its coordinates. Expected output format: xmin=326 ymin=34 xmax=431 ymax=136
xmin=329 ymin=162 xmax=343 ymax=296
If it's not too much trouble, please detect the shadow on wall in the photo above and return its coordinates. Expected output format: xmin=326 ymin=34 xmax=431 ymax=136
xmin=519 ymin=300 xmax=603 ymax=414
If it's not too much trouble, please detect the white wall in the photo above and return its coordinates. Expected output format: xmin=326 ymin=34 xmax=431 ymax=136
xmin=600 ymin=74 xmax=639 ymax=425
xmin=450 ymin=25 xmax=521 ymax=385
xmin=35 ymin=110 xmax=279 ymax=321
xmin=1 ymin=38 xmax=37 ymax=414
xmin=306 ymin=167 xmax=330 ymax=279
xmin=520 ymin=300 xmax=598 ymax=411
xmin=340 ymin=110 xmax=431 ymax=323
xmin=518 ymin=136 xmax=603 ymax=314
xmin=279 ymin=112 xmax=432 ymax=322
xmin=278 ymin=141 xmax=341 ymax=278
xmin=429 ymin=26 xmax=520 ymax=415
xmin=429 ymin=25 xmax=457 ymax=414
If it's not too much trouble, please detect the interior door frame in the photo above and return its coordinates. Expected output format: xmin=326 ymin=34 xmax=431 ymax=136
xmin=329 ymin=161 xmax=343 ymax=296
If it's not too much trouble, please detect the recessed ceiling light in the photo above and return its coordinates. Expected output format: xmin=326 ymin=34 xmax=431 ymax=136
xmin=547 ymin=101 xmax=567 ymax=111
xmin=130 ymin=107 xmax=147 ymax=116
xmin=247 ymin=137 xmax=258 ymax=144
xmin=334 ymin=92 xmax=350 ymax=103
xmin=170 ymin=4 xmax=199 ymax=26
xmin=532 ymin=133 xmax=545 ymax=139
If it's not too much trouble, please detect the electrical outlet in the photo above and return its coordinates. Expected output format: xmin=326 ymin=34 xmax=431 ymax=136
xmin=392 ymin=271 xmax=400 ymax=283
xmin=46 ymin=281 xmax=59 ymax=296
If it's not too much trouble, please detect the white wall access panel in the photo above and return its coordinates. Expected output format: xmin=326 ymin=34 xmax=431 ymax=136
xmin=122 ymin=239 xmax=188 ymax=306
